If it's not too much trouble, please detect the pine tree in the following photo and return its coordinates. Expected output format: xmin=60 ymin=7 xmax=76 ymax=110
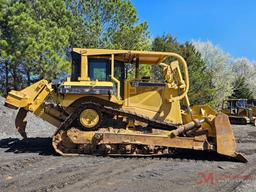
xmin=0 ymin=0 xmax=149 ymax=95
xmin=231 ymin=76 xmax=253 ymax=99
xmin=66 ymin=0 xmax=150 ymax=50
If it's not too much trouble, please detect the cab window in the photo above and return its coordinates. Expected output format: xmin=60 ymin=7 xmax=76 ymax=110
xmin=88 ymin=59 xmax=110 ymax=81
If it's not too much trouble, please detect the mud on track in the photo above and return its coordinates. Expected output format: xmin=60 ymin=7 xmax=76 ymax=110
xmin=1 ymin=97 xmax=256 ymax=192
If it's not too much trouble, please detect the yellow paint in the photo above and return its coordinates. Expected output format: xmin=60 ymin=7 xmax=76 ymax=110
xmin=62 ymin=81 xmax=113 ymax=87
xmin=5 ymin=80 xmax=52 ymax=111
xmin=79 ymin=55 xmax=89 ymax=81
xmin=111 ymin=54 xmax=121 ymax=99
xmin=5 ymin=48 xmax=240 ymax=159
xmin=80 ymin=109 xmax=99 ymax=128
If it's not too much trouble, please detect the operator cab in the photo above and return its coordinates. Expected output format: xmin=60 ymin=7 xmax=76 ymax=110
xmin=71 ymin=51 xmax=125 ymax=98
xmin=87 ymin=58 xmax=125 ymax=97
xmin=68 ymin=48 xmax=188 ymax=116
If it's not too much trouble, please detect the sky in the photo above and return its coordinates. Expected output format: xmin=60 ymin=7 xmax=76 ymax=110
xmin=132 ymin=0 xmax=256 ymax=61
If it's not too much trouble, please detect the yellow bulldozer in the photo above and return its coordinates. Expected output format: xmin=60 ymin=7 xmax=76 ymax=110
xmin=221 ymin=99 xmax=256 ymax=126
xmin=4 ymin=48 xmax=246 ymax=162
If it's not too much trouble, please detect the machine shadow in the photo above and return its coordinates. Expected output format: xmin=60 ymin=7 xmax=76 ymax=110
xmin=0 ymin=137 xmax=55 ymax=155
xmin=165 ymin=150 xmax=242 ymax=163
xmin=111 ymin=150 xmax=242 ymax=163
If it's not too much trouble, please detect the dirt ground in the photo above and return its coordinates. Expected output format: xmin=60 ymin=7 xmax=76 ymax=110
xmin=0 ymin=97 xmax=256 ymax=192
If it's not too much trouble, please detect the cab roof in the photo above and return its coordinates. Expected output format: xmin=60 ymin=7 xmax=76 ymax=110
xmin=72 ymin=48 xmax=179 ymax=64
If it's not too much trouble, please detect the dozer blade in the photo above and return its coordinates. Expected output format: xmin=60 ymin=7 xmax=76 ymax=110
xmin=15 ymin=108 xmax=28 ymax=139
xmin=214 ymin=113 xmax=247 ymax=163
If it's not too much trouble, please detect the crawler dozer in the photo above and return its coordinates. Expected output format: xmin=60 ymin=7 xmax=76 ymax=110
xmin=247 ymin=99 xmax=256 ymax=118
xmin=5 ymin=48 xmax=246 ymax=162
xmin=221 ymin=99 xmax=256 ymax=126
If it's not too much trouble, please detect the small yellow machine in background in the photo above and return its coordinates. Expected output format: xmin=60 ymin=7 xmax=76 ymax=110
xmin=221 ymin=99 xmax=256 ymax=126
xmin=5 ymin=48 xmax=246 ymax=162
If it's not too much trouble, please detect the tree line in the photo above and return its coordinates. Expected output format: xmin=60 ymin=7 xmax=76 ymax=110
xmin=0 ymin=0 xmax=255 ymax=109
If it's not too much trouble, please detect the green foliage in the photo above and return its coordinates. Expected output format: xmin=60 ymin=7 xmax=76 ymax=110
xmin=193 ymin=41 xmax=234 ymax=108
xmin=0 ymin=0 xmax=72 ymax=92
xmin=139 ymin=64 xmax=151 ymax=77
xmin=151 ymin=34 xmax=214 ymax=105
xmin=0 ymin=0 xmax=149 ymax=95
xmin=231 ymin=76 xmax=253 ymax=99
xmin=152 ymin=34 xmax=180 ymax=53
xmin=231 ymin=58 xmax=256 ymax=98
xmin=183 ymin=43 xmax=216 ymax=105
xmin=66 ymin=0 xmax=150 ymax=50
xmin=150 ymin=35 xmax=179 ymax=81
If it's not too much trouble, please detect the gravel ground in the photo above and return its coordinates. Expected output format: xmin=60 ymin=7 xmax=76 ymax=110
xmin=0 ymin=97 xmax=256 ymax=192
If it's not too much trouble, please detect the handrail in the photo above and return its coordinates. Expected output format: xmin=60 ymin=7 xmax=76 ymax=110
xmin=111 ymin=54 xmax=120 ymax=99
xmin=159 ymin=52 xmax=190 ymax=107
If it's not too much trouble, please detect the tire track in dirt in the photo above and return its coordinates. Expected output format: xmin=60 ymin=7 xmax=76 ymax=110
xmin=42 ymin=158 xmax=155 ymax=192
xmin=1 ymin=157 xmax=124 ymax=192
xmin=3 ymin=157 xmax=160 ymax=192
xmin=57 ymin=158 xmax=164 ymax=192
xmin=0 ymin=151 xmax=245 ymax=192
xmin=215 ymin=161 xmax=256 ymax=192
xmin=59 ymin=157 xmax=221 ymax=192
xmin=0 ymin=155 xmax=45 ymax=176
